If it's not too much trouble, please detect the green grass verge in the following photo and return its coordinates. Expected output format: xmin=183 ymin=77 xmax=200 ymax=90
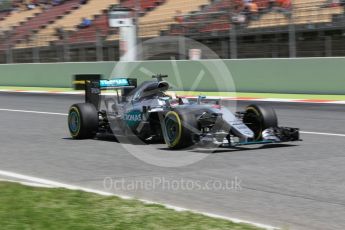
xmin=0 ymin=182 xmax=262 ymax=230
xmin=2 ymin=86 xmax=345 ymax=100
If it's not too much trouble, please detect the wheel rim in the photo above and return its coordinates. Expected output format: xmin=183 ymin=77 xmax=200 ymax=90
xmin=165 ymin=116 xmax=179 ymax=142
xmin=163 ymin=111 xmax=183 ymax=147
xmin=68 ymin=110 xmax=80 ymax=135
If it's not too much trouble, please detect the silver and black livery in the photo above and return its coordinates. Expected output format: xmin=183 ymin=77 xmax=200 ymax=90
xmin=68 ymin=75 xmax=300 ymax=149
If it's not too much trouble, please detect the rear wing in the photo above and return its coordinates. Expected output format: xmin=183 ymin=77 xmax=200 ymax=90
xmin=84 ymin=78 xmax=137 ymax=109
xmin=99 ymin=78 xmax=137 ymax=90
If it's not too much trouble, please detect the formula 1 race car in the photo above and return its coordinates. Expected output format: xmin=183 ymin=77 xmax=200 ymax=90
xmin=68 ymin=75 xmax=300 ymax=149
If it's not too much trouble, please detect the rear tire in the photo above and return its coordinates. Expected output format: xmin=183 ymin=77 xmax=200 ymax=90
xmin=243 ymin=104 xmax=278 ymax=140
xmin=162 ymin=109 xmax=198 ymax=149
xmin=68 ymin=103 xmax=98 ymax=139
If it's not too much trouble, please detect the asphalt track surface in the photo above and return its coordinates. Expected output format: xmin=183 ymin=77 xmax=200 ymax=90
xmin=1 ymin=92 xmax=345 ymax=230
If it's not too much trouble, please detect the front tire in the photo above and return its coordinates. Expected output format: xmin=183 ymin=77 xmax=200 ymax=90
xmin=68 ymin=103 xmax=98 ymax=139
xmin=162 ymin=110 xmax=198 ymax=149
xmin=243 ymin=104 xmax=278 ymax=140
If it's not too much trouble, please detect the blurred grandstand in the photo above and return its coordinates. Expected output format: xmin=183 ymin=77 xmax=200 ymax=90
xmin=0 ymin=0 xmax=344 ymax=62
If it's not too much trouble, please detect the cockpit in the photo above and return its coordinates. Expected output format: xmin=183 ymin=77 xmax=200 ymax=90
xmin=126 ymin=80 xmax=170 ymax=101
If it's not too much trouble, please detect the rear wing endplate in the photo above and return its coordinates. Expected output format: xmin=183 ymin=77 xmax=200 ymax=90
xmin=83 ymin=78 xmax=137 ymax=109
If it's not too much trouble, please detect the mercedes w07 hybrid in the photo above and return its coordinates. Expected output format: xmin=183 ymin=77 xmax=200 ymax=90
xmin=68 ymin=74 xmax=300 ymax=149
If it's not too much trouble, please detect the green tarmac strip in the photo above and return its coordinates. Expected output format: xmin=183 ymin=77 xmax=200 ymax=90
xmin=0 ymin=181 xmax=262 ymax=230
xmin=1 ymin=86 xmax=345 ymax=101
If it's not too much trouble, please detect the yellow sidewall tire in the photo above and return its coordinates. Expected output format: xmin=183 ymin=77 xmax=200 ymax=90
xmin=164 ymin=111 xmax=182 ymax=148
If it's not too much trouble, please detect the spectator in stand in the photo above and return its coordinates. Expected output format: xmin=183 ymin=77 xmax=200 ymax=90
xmin=26 ymin=0 xmax=37 ymax=9
xmin=52 ymin=0 xmax=62 ymax=6
xmin=276 ymin=0 xmax=291 ymax=16
xmin=268 ymin=0 xmax=275 ymax=10
xmin=78 ymin=17 xmax=91 ymax=29
xmin=284 ymin=0 xmax=292 ymax=8
xmin=174 ymin=10 xmax=186 ymax=33
xmin=247 ymin=2 xmax=258 ymax=20
xmin=243 ymin=0 xmax=252 ymax=5
xmin=55 ymin=27 xmax=65 ymax=39
xmin=321 ymin=0 xmax=341 ymax=7
xmin=330 ymin=0 xmax=340 ymax=6
xmin=231 ymin=3 xmax=247 ymax=25
xmin=11 ymin=1 xmax=21 ymax=12
xmin=243 ymin=2 xmax=259 ymax=20
xmin=41 ymin=1 xmax=51 ymax=10
xmin=174 ymin=10 xmax=184 ymax=24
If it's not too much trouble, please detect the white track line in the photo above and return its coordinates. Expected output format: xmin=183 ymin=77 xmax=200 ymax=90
xmin=0 ymin=108 xmax=67 ymax=116
xmin=1 ymin=108 xmax=345 ymax=138
xmin=300 ymin=131 xmax=345 ymax=137
xmin=0 ymin=169 xmax=278 ymax=230
xmin=0 ymin=179 xmax=57 ymax=188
